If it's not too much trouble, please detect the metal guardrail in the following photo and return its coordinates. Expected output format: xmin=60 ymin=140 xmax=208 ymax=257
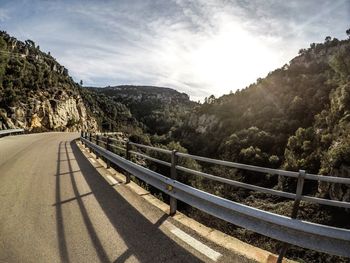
xmin=80 ymin=132 xmax=350 ymax=259
xmin=0 ymin=128 xmax=24 ymax=136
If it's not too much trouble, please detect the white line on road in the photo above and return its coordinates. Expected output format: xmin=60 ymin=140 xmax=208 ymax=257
xmin=90 ymin=159 xmax=96 ymax=164
xmin=106 ymin=175 xmax=120 ymax=185
xmin=170 ymin=226 xmax=222 ymax=262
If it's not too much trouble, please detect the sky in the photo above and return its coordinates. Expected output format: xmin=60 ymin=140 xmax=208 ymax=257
xmin=0 ymin=0 xmax=349 ymax=101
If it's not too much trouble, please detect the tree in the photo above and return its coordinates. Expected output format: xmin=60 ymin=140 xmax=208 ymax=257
xmin=147 ymin=141 xmax=201 ymax=186
xmin=329 ymin=45 xmax=350 ymax=80
xmin=283 ymin=127 xmax=321 ymax=173
xmin=346 ymin=28 xmax=350 ymax=39
xmin=80 ymin=80 xmax=83 ymax=86
xmin=0 ymin=36 xmax=8 ymax=81
xmin=208 ymin=94 xmax=215 ymax=104
xmin=25 ymin=39 xmax=35 ymax=47
xmin=298 ymin=48 xmax=307 ymax=55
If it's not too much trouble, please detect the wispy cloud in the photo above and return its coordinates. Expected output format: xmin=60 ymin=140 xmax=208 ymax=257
xmin=1 ymin=0 xmax=349 ymax=100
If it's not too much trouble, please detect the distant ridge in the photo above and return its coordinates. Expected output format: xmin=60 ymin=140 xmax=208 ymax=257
xmin=86 ymin=85 xmax=192 ymax=104
xmin=87 ymin=85 xmax=190 ymax=98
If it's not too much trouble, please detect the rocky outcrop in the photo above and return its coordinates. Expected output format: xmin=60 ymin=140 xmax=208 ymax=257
xmin=318 ymin=165 xmax=350 ymax=202
xmin=188 ymin=113 xmax=221 ymax=134
xmin=0 ymin=90 xmax=98 ymax=132
xmin=0 ymin=31 xmax=100 ymax=133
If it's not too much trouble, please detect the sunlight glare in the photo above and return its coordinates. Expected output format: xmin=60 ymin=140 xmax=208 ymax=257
xmin=190 ymin=22 xmax=280 ymax=96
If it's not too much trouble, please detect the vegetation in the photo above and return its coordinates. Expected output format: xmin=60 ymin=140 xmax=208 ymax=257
xmin=80 ymin=87 xmax=142 ymax=133
xmin=1 ymin=29 xmax=350 ymax=262
xmin=87 ymin=85 xmax=197 ymax=136
xmin=0 ymin=31 xmax=76 ymax=110
xmin=106 ymin=32 xmax=350 ymax=262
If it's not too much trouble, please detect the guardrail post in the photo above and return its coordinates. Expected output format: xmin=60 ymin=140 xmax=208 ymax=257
xmin=80 ymin=131 xmax=84 ymax=146
xmin=277 ymin=170 xmax=306 ymax=262
xmin=291 ymin=170 xmax=306 ymax=218
xmin=95 ymin=134 xmax=99 ymax=159
xmin=126 ymin=140 xmax=131 ymax=160
xmin=125 ymin=140 xmax=131 ymax=183
xmin=106 ymin=136 xmax=111 ymax=169
xmin=89 ymin=133 xmax=92 ymax=152
xmin=169 ymin=150 xmax=178 ymax=216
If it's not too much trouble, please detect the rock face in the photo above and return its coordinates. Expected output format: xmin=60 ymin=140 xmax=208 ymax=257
xmin=0 ymin=31 xmax=99 ymax=133
xmin=188 ymin=113 xmax=221 ymax=134
xmin=318 ymin=165 xmax=350 ymax=202
xmin=0 ymin=90 xmax=98 ymax=132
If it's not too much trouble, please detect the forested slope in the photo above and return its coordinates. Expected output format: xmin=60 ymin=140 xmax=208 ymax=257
xmin=87 ymin=85 xmax=197 ymax=136
xmin=172 ymin=36 xmax=350 ymax=199
xmin=1 ymin=29 xmax=350 ymax=262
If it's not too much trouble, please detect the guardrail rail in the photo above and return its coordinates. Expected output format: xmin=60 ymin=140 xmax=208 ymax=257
xmin=0 ymin=128 xmax=24 ymax=137
xmin=80 ymin=131 xmax=350 ymax=261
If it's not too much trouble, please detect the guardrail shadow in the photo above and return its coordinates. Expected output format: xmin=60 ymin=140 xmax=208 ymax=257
xmin=53 ymin=140 xmax=203 ymax=263
xmin=55 ymin=142 xmax=70 ymax=263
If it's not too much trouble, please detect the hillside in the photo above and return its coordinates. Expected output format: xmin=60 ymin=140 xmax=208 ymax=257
xmin=89 ymin=85 xmax=190 ymax=103
xmin=1 ymin=29 xmax=350 ymax=262
xmin=87 ymin=85 xmax=197 ymax=136
xmin=145 ymin=34 xmax=350 ymax=262
xmin=0 ymin=29 xmax=197 ymax=135
xmin=1 ymin=29 xmax=349 ymax=203
xmin=172 ymin=36 xmax=350 ymax=195
xmin=0 ymin=31 xmax=98 ymax=132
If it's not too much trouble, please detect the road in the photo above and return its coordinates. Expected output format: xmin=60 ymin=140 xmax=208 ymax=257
xmin=0 ymin=133 xmax=239 ymax=263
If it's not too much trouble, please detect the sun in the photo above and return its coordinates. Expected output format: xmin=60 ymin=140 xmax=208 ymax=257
xmin=190 ymin=22 xmax=281 ymax=97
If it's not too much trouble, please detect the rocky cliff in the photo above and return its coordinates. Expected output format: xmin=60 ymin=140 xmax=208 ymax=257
xmin=0 ymin=90 xmax=97 ymax=132
xmin=0 ymin=31 xmax=98 ymax=132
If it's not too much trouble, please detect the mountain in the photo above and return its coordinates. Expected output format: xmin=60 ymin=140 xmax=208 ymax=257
xmin=89 ymin=85 xmax=191 ymax=104
xmin=87 ymin=85 xmax=197 ymax=136
xmin=161 ymin=34 xmax=350 ymax=262
xmin=0 ymin=31 xmax=194 ymax=135
xmin=172 ymin=36 xmax=350 ymax=193
xmin=2 ymin=29 xmax=349 ymax=201
xmin=1 ymin=29 xmax=350 ymax=262
xmin=0 ymin=31 xmax=98 ymax=132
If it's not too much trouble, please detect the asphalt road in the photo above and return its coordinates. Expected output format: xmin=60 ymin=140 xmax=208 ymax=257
xmin=0 ymin=132 xmax=239 ymax=263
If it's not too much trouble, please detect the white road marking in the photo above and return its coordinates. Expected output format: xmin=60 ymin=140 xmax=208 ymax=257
xmin=90 ymin=159 xmax=96 ymax=164
xmin=106 ymin=175 xmax=120 ymax=185
xmin=170 ymin=226 xmax=222 ymax=262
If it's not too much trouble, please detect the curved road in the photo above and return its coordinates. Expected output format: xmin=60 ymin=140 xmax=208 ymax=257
xmin=0 ymin=133 xmax=238 ymax=263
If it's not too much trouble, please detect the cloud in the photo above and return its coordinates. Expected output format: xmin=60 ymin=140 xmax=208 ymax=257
xmin=0 ymin=8 xmax=9 ymax=21
xmin=1 ymin=0 xmax=349 ymax=101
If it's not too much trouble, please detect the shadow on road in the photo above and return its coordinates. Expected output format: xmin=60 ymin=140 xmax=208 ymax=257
xmin=54 ymin=139 xmax=203 ymax=263
xmin=55 ymin=142 xmax=70 ymax=263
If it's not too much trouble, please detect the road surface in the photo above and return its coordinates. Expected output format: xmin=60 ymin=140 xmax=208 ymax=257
xmin=0 ymin=133 xmax=239 ymax=263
